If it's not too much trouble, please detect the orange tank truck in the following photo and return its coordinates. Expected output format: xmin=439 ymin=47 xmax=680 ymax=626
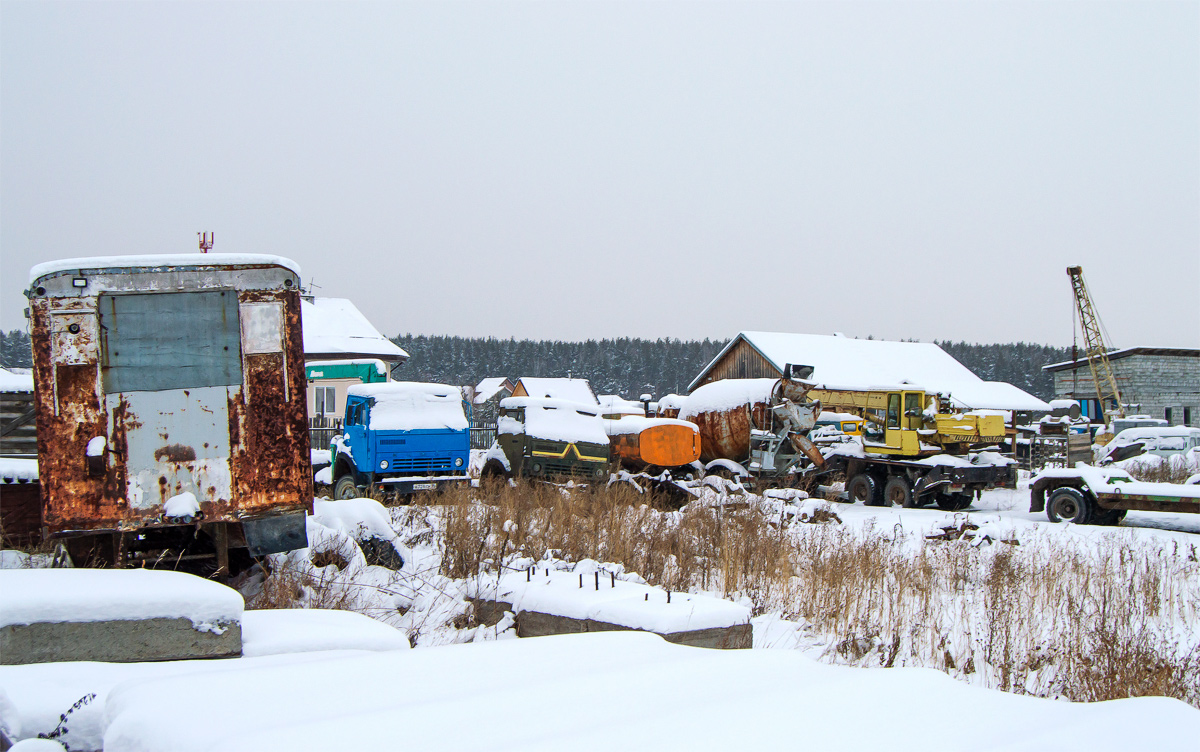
xmin=605 ymin=416 xmax=701 ymax=472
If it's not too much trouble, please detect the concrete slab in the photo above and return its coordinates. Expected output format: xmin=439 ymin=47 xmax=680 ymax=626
xmin=1 ymin=617 xmax=241 ymax=665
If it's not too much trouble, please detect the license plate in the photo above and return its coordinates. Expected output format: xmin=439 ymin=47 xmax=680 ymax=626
xmin=412 ymin=482 xmax=437 ymax=491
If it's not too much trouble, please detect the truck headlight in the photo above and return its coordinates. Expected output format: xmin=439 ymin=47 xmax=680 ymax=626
xmin=379 ymin=460 xmax=389 ymax=470
xmin=455 ymin=457 xmax=464 ymax=468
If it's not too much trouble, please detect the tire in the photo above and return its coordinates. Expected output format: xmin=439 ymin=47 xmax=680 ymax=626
xmin=935 ymin=492 xmax=971 ymax=512
xmin=1045 ymin=486 xmax=1093 ymax=524
xmin=883 ymin=476 xmax=914 ymax=508
xmin=1093 ymin=507 xmax=1126 ymax=526
xmin=334 ymin=475 xmax=360 ymax=500
xmin=481 ymin=460 xmax=509 ymax=481
xmin=847 ymin=473 xmax=881 ymax=506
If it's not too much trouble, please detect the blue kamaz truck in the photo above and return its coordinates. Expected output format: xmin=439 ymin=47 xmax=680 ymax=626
xmin=330 ymin=382 xmax=471 ymax=500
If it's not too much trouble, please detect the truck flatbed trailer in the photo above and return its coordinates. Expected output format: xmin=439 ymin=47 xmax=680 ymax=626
xmin=1030 ymin=466 xmax=1200 ymax=525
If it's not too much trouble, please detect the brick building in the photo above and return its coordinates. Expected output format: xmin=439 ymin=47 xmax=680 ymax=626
xmin=1043 ymin=347 xmax=1199 ymax=427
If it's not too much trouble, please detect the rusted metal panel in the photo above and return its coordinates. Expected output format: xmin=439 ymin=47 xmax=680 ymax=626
xmin=610 ymin=423 xmax=701 ymax=469
xmin=690 ymin=399 xmax=773 ymax=463
xmin=27 ymin=258 xmax=312 ymax=539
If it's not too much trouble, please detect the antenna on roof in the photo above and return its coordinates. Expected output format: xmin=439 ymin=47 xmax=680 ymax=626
xmin=198 ymin=232 xmax=213 ymax=253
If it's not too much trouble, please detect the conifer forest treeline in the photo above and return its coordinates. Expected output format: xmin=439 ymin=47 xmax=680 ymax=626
xmin=0 ymin=329 xmax=1070 ymax=401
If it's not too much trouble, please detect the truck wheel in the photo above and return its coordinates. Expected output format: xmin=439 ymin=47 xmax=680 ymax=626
xmin=1045 ymin=486 xmax=1093 ymax=524
xmin=481 ymin=460 xmax=509 ymax=481
xmin=847 ymin=473 xmax=881 ymax=506
xmin=334 ymin=475 xmax=360 ymax=500
xmin=934 ymin=492 xmax=971 ymax=511
xmin=883 ymin=476 xmax=914 ymax=508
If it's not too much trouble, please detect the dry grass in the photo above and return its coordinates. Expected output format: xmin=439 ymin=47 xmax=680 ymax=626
xmin=1121 ymin=455 xmax=1198 ymax=484
xmin=417 ymin=479 xmax=1200 ymax=708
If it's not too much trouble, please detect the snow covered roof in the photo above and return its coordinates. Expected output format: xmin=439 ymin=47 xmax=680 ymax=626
xmin=1042 ymin=347 xmax=1199 ymax=372
xmin=29 ymin=253 xmax=301 ymax=284
xmin=513 ymin=377 xmax=599 ymax=405
xmin=302 ymin=298 xmax=408 ymax=363
xmin=473 ymin=377 xmax=513 ymax=404
xmin=690 ymin=332 xmax=1049 ymax=412
xmin=499 ymin=396 xmax=610 ymax=445
xmin=0 ymin=367 xmax=34 ymax=393
xmin=597 ymin=394 xmax=644 ymax=416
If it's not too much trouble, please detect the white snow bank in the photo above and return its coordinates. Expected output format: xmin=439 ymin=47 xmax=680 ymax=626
xmin=349 ymin=381 xmax=468 ymax=431
xmin=0 ymin=458 xmax=38 ymax=483
xmin=680 ymin=378 xmax=778 ymax=418
xmin=162 ymin=491 xmax=200 ymax=519
xmin=603 ymin=415 xmax=699 ymax=437
xmin=241 ymin=609 xmax=410 ymax=657
xmin=466 ymin=563 xmax=748 ymax=633
xmin=100 ymin=631 xmax=1200 ymax=752
xmin=29 ymin=253 xmax=300 ymax=284
xmin=0 ymin=569 xmax=243 ymax=629
xmin=312 ymin=497 xmax=401 ymax=545
xmin=0 ymin=367 xmax=33 ymax=393
xmin=498 ymin=397 xmax=609 ymax=445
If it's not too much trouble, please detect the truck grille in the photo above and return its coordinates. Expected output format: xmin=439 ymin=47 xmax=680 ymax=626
xmin=388 ymin=456 xmax=453 ymax=473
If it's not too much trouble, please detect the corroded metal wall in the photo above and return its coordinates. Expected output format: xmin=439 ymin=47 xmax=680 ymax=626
xmin=28 ymin=261 xmax=312 ymax=535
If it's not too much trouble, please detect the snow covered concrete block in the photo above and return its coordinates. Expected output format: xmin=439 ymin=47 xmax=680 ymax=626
xmin=0 ymin=569 xmax=243 ymax=664
xmin=468 ymin=565 xmax=752 ymax=649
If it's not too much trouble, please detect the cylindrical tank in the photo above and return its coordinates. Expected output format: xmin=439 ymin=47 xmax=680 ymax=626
xmin=607 ymin=417 xmax=701 ymax=470
xmin=678 ymin=379 xmax=780 ymax=463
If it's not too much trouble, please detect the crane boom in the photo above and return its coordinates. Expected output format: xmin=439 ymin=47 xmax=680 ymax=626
xmin=1066 ymin=266 xmax=1125 ymax=419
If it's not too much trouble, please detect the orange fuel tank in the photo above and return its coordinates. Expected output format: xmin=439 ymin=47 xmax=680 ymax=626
xmin=606 ymin=416 xmax=701 ymax=470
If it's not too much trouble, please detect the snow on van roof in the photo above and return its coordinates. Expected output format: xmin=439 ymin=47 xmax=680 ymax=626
xmin=514 ymin=377 xmax=599 ymax=405
xmin=302 ymin=297 xmax=408 ymax=362
xmin=29 ymin=253 xmax=301 ymax=284
xmin=691 ymin=332 xmax=1049 ymax=412
xmin=499 ymin=396 xmax=609 ymax=445
xmin=349 ymin=382 xmax=468 ymax=432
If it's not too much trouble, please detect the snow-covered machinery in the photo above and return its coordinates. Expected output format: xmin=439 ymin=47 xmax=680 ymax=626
xmin=680 ymin=375 xmax=1017 ymax=508
xmin=482 ymin=397 xmax=611 ymax=480
xmin=25 ymin=254 xmax=314 ymax=572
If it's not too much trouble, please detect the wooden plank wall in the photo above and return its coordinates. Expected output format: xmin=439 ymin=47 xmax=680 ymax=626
xmin=694 ymin=340 xmax=780 ymax=390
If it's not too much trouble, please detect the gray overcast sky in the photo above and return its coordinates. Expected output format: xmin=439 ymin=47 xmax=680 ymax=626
xmin=2 ymin=1 xmax=1197 ymax=348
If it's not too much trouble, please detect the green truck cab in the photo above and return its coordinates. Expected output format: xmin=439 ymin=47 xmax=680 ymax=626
xmin=482 ymin=396 xmax=610 ymax=480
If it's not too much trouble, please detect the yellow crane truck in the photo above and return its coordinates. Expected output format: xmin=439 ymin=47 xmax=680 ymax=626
xmin=681 ymin=372 xmax=1016 ymax=510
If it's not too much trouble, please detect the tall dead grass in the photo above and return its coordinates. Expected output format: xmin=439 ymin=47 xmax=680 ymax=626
xmin=418 ymin=480 xmax=1200 ymax=707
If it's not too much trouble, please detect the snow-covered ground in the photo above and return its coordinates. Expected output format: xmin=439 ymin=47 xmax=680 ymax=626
xmin=2 ymin=477 xmax=1198 ymax=750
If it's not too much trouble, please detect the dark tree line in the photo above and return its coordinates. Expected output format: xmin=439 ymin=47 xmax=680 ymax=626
xmin=393 ymin=334 xmax=1072 ymax=401
xmin=0 ymin=328 xmax=1071 ymax=400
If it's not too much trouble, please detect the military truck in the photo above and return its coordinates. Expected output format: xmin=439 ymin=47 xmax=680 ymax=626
xmin=481 ymin=396 xmax=610 ymax=480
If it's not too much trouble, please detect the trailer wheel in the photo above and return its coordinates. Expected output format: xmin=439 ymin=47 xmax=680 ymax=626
xmin=934 ymin=492 xmax=971 ymax=512
xmin=1045 ymin=486 xmax=1093 ymax=524
xmin=334 ymin=475 xmax=360 ymax=500
xmin=883 ymin=476 xmax=914 ymax=508
xmin=847 ymin=473 xmax=881 ymax=506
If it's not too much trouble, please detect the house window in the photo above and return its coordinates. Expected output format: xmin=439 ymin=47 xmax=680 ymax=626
xmin=1185 ymin=407 xmax=1193 ymax=426
xmin=1165 ymin=407 xmax=1173 ymax=424
xmin=314 ymin=386 xmax=336 ymax=415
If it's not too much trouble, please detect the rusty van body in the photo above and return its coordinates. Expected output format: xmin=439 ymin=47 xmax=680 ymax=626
xmin=25 ymin=254 xmax=313 ymax=571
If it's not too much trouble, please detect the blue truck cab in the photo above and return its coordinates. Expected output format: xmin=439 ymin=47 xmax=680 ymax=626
xmin=330 ymin=382 xmax=470 ymax=499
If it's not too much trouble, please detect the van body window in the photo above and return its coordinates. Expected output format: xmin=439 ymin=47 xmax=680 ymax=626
xmin=100 ymin=291 xmax=243 ymax=394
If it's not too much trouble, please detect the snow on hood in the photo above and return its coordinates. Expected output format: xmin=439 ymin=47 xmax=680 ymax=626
xmin=29 ymin=253 xmax=300 ymax=284
xmin=350 ymin=382 xmax=468 ymax=432
xmin=301 ymin=298 xmax=408 ymax=360
xmin=499 ymin=397 xmax=609 ymax=445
